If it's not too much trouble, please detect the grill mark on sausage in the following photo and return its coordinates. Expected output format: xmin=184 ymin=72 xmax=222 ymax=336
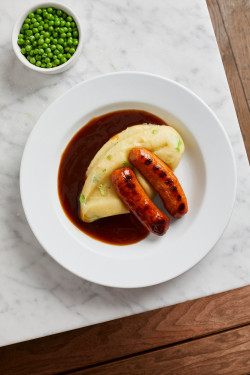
xmin=179 ymin=203 xmax=185 ymax=211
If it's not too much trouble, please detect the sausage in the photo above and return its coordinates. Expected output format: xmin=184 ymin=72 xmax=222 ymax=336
xmin=129 ymin=148 xmax=188 ymax=218
xmin=111 ymin=168 xmax=170 ymax=236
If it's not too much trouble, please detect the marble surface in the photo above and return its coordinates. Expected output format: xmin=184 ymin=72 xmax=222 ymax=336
xmin=0 ymin=0 xmax=249 ymax=347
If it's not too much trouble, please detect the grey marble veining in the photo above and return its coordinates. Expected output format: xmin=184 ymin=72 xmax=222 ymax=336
xmin=0 ymin=0 xmax=249 ymax=346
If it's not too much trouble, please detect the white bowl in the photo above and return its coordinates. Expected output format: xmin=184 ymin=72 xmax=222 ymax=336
xmin=12 ymin=2 xmax=83 ymax=74
xmin=20 ymin=72 xmax=236 ymax=288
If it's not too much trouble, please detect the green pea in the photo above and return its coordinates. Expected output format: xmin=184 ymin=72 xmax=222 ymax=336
xmin=45 ymin=38 xmax=50 ymax=43
xmin=29 ymin=35 xmax=35 ymax=42
xmin=73 ymin=39 xmax=78 ymax=46
xmin=66 ymin=53 xmax=71 ymax=59
xmin=24 ymin=18 xmax=31 ymax=24
xmin=47 ymin=7 xmax=53 ymax=13
xmin=53 ymin=32 xmax=58 ymax=38
xmin=44 ymin=32 xmax=50 ymax=38
xmin=26 ymin=29 xmax=33 ymax=36
xmin=57 ymin=44 xmax=63 ymax=51
xmin=33 ymin=28 xmax=38 ymax=34
xmin=57 ymin=9 xmax=62 ymax=16
xmin=33 ymin=48 xmax=39 ymax=54
xmin=32 ymin=41 xmax=37 ymax=47
xmin=37 ymin=16 xmax=42 ymax=22
xmin=38 ymin=39 xmax=44 ymax=45
xmin=61 ymin=33 xmax=67 ymax=38
xmin=18 ymin=39 xmax=24 ymax=46
xmin=36 ymin=55 xmax=41 ymax=61
xmin=21 ymin=47 xmax=26 ymax=54
xmin=54 ymin=19 xmax=60 ymax=26
xmin=62 ymin=12 xmax=67 ymax=19
xmin=35 ymin=33 xmax=40 ymax=39
xmin=41 ymin=63 xmax=46 ymax=68
xmin=51 ymin=44 xmax=56 ymax=50
xmin=40 ymin=20 xmax=44 ymax=25
xmin=29 ymin=50 xmax=34 ymax=56
xmin=43 ymin=43 xmax=48 ymax=49
xmin=38 ymin=25 xmax=43 ymax=31
xmin=36 ymin=61 xmax=41 ymax=67
xmin=23 ymin=23 xmax=29 ymax=30
xmin=72 ymin=30 xmax=78 ymax=37
xmin=71 ymin=22 xmax=76 ymax=28
xmin=30 ymin=57 xmax=36 ymax=64
xmin=66 ymin=32 xmax=72 ymax=38
xmin=67 ymin=38 xmax=73 ymax=45
xmin=47 ymin=62 xmax=53 ymax=68
xmin=41 ymin=30 xmax=45 ymax=35
xmin=66 ymin=16 xmax=72 ymax=22
xmin=69 ymin=47 xmax=75 ymax=54
xmin=27 ymin=55 xmax=31 ymax=61
xmin=31 ymin=18 xmax=37 ymax=24
xmin=57 ymin=53 xmax=63 ymax=59
xmin=60 ymin=20 xmax=65 ymax=27
xmin=65 ymin=46 xmax=70 ymax=52
xmin=25 ymin=40 xmax=31 ymax=45
xmin=63 ymin=42 xmax=67 ymax=48
xmin=18 ymin=33 xmax=24 ymax=39
xmin=44 ymin=24 xmax=49 ymax=30
xmin=28 ymin=12 xmax=35 ymax=19
xmin=68 ymin=27 xmax=72 ymax=32
xmin=44 ymin=57 xmax=50 ymax=63
xmin=48 ymin=26 xmax=54 ymax=32
xmin=53 ymin=38 xmax=58 ymax=44
xmin=58 ymin=38 xmax=64 ymax=44
xmin=54 ymin=58 xmax=60 ymax=65
xmin=59 ymin=27 xmax=64 ymax=34
xmin=39 ymin=48 xmax=44 ymax=54
xmin=54 ymin=49 xmax=59 ymax=55
xmin=26 ymin=45 xmax=32 ymax=52
xmin=36 ymin=8 xmax=42 ymax=15
xmin=34 ymin=22 xmax=39 ymax=28
xmin=61 ymin=56 xmax=67 ymax=64
xmin=48 ymin=52 xmax=53 ymax=58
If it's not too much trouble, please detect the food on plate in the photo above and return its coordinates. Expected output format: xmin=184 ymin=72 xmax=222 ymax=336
xmin=111 ymin=168 xmax=170 ymax=235
xmin=17 ymin=7 xmax=79 ymax=68
xmin=129 ymin=148 xmax=188 ymax=218
xmin=80 ymin=124 xmax=184 ymax=222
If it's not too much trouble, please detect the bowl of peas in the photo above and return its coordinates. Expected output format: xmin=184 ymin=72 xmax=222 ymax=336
xmin=12 ymin=2 xmax=83 ymax=73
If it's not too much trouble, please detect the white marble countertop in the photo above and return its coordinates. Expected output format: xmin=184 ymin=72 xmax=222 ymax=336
xmin=0 ymin=0 xmax=249 ymax=347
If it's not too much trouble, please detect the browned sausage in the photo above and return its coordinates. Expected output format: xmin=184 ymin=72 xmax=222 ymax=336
xmin=111 ymin=167 xmax=170 ymax=236
xmin=129 ymin=148 xmax=188 ymax=218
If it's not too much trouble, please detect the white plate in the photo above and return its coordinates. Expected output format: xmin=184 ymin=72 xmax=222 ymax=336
xmin=20 ymin=72 xmax=236 ymax=288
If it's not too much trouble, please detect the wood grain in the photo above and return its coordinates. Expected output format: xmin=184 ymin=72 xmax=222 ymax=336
xmin=219 ymin=0 xmax=250 ymax=104
xmin=79 ymin=325 xmax=250 ymax=375
xmin=207 ymin=0 xmax=250 ymax=160
xmin=1 ymin=286 xmax=250 ymax=375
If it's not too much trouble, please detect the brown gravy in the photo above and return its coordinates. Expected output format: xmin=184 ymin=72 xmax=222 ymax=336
xmin=58 ymin=110 xmax=167 ymax=245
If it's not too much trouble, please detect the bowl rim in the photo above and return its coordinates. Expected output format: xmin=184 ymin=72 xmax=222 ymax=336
xmin=12 ymin=1 xmax=83 ymax=73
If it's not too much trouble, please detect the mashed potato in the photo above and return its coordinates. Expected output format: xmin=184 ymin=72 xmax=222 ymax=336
xmin=80 ymin=124 xmax=184 ymax=222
